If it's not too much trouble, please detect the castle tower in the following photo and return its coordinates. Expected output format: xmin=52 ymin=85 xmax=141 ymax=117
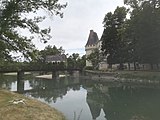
xmin=85 ymin=30 xmax=99 ymax=67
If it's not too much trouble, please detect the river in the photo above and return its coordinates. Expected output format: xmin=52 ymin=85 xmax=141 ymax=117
xmin=0 ymin=72 xmax=160 ymax=120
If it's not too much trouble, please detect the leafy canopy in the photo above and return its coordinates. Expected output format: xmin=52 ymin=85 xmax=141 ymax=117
xmin=124 ymin=0 xmax=160 ymax=64
xmin=101 ymin=6 xmax=128 ymax=65
xmin=0 ymin=0 xmax=67 ymax=60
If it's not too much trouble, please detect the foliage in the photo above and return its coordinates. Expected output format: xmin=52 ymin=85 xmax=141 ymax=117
xmin=84 ymin=66 xmax=93 ymax=70
xmin=101 ymin=1 xmax=160 ymax=70
xmin=87 ymin=48 xmax=101 ymax=69
xmin=77 ymin=55 xmax=86 ymax=69
xmin=36 ymin=45 xmax=65 ymax=62
xmin=101 ymin=6 xmax=128 ymax=68
xmin=67 ymin=53 xmax=86 ymax=69
xmin=0 ymin=0 xmax=66 ymax=60
xmin=0 ymin=61 xmax=66 ymax=72
xmin=124 ymin=0 xmax=160 ymax=65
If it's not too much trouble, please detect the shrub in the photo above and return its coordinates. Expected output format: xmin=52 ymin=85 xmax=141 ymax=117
xmin=84 ymin=66 xmax=93 ymax=70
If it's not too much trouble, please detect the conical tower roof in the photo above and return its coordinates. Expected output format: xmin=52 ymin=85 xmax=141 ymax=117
xmin=85 ymin=30 xmax=99 ymax=47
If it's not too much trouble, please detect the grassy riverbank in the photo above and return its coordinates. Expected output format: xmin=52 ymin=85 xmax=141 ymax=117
xmin=117 ymin=71 xmax=160 ymax=81
xmin=0 ymin=90 xmax=65 ymax=120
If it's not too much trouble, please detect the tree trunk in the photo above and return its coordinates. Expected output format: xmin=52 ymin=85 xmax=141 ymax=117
xmin=150 ymin=64 xmax=153 ymax=70
xmin=156 ymin=64 xmax=159 ymax=70
xmin=128 ymin=63 xmax=130 ymax=70
xmin=134 ymin=62 xmax=136 ymax=71
xmin=119 ymin=63 xmax=124 ymax=70
xmin=108 ymin=64 xmax=112 ymax=69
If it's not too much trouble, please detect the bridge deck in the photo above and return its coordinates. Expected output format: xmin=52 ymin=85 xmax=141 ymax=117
xmin=0 ymin=68 xmax=82 ymax=73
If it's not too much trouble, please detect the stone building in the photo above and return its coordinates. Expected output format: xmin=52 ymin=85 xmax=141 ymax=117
xmin=85 ymin=30 xmax=159 ymax=71
xmin=85 ymin=30 xmax=99 ymax=67
xmin=85 ymin=30 xmax=108 ymax=70
xmin=45 ymin=54 xmax=66 ymax=63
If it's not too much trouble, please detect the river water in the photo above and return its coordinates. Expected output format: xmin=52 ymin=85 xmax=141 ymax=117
xmin=0 ymin=72 xmax=160 ymax=120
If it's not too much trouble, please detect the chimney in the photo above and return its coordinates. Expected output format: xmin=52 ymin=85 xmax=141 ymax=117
xmin=90 ymin=30 xmax=94 ymax=33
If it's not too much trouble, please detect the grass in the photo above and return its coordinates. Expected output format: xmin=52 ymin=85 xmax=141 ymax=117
xmin=0 ymin=90 xmax=65 ymax=120
xmin=117 ymin=71 xmax=160 ymax=81
xmin=74 ymin=109 xmax=83 ymax=120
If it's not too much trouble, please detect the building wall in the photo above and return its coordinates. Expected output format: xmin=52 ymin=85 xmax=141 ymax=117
xmin=85 ymin=30 xmax=108 ymax=69
xmin=85 ymin=43 xmax=108 ymax=70
xmin=85 ymin=45 xmax=97 ymax=66
xmin=99 ymin=62 xmax=108 ymax=71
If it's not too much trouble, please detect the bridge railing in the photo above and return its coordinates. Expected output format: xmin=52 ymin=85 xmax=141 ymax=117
xmin=0 ymin=62 xmax=82 ymax=72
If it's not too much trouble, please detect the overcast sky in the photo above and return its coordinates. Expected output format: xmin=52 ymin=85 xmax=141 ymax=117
xmin=33 ymin=0 xmax=124 ymax=55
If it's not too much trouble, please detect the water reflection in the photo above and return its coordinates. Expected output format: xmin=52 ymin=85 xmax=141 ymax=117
xmin=0 ymin=74 xmax=17 ymax=90
xmin=0 ymin=72 xmax=160 ymax=120
xmin=26 ymin=76 xmax=82 ymax=104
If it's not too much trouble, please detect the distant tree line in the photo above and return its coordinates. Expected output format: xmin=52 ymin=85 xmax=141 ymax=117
xmin=0 ymin=44 xmax=86 ymax=70
xmin=32 ymin=45 xmax=86 ymax=69
xmin=0 ymin=0 xmax=86 ymax=70
xmin=101 ymin=0 xmax=160 ymax=70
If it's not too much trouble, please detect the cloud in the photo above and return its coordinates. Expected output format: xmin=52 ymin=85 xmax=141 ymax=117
xmin=32 ymin=0 xmax=124 ymax=55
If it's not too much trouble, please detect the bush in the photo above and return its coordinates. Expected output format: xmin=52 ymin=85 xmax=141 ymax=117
xmin=84 ymin=66 xmax=93 ymax=70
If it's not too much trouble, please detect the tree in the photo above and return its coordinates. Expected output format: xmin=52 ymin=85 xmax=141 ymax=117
xmin=37 ymin=45 xmax=65 ymax=62
xmin=0 ymin=41 xmax=12 ymax=62
xmin=67 ymin=53 xmax=80 ymax=68
xmin=67 ymin=53 xmax=86 ymax=69
xmin=118 ymin=18 xmax=140 ymax=70
xmin=87 ymin=48 xmax=101 ymax=70
xmin=124 ymin=0 xmax=160 ymax=69
xmin=77 ymin=55 xmax=86 ymax=69
xmin=0 ymin=0 xmax=67 ymax=60
xmin=101 ymin=6 xmax=128 ymax=69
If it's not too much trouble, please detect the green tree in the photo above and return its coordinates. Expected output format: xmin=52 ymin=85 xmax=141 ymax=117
xmin=67 ymin=53 xmax=80 ymax=68
xmin=0 ymin=0 xmax=66 ymax=60
xmin=37 ymin=45 xmax=65 ymax=62
xmin=87 ymin=48 xmax=101 ymax=70
xmin=118 ymin=18 xmax=140 ymax=70
xmin=77 ymin=55 xmax=86 ymax=69
xmin=101 ymin=6 xmax=128 ymax=69
xmin=67 ymin=53 xmax=86 ymax=69
xmin=124 ymin=0 xmax=160 ymax=69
